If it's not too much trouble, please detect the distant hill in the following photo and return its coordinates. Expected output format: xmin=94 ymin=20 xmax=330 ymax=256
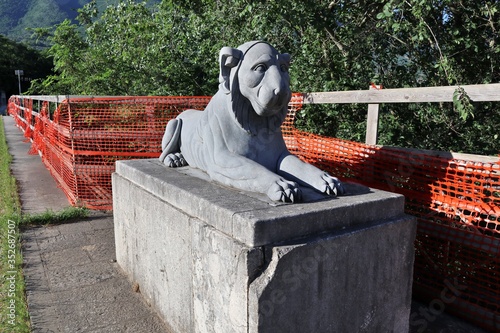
xmin=0 ymin=0 xmax=159 ymax=47
xmin=0 ymin=0 xmax=90 ymax=45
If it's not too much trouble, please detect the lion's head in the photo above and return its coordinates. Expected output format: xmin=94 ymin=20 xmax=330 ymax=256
xmin=218 ymin=41 xmax=292 ymax=134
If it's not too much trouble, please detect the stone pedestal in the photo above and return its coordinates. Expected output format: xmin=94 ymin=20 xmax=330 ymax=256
xmin=112 ymin=159 xmax=416 ymax=333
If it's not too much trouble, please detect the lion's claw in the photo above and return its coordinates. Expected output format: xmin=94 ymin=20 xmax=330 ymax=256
xmin=164 ymin=153 xmax=188 ymax=168
xmin=319 ymin=173 xmax=345 ymax=196
xmin=267 ymin=178 xmax=302 ymax=203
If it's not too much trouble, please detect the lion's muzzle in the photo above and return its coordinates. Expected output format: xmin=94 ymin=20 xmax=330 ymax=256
xmin=258 ymin=66 xmax=291 ymax=108
xmin=247 ymin=66 xmax=291 ymax=117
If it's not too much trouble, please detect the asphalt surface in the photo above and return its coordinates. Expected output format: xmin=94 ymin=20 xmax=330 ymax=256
xmin=2 ymin=115 xmax=489 ymax=333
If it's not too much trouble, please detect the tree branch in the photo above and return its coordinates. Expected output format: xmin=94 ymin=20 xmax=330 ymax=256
xmin=324 ymin=26 xmax=348 ymax=57
xmin=421 ymin=19 xmax=451 ymax=81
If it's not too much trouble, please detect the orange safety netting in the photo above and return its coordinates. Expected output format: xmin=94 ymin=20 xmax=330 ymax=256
xmin=7 ymin=94 xmax=499 ymax=332
xmin=8 ymin=96 xmax=212 ymax=210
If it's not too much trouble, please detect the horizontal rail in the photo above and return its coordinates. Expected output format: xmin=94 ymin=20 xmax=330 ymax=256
xmin=302 ymin=83 xmax=500 ymax=145
xmin=11 ymin=83 xmax=500 ymax=146
xmin=12 ymin=95 xmax=87 ymax=103
xmin=14 ymin=83 xmax=500 ymax=105
xmin=303 ymin=83 xmax=500 ymax=104
xmin=379 ymin=146 xmax=500 ymax=165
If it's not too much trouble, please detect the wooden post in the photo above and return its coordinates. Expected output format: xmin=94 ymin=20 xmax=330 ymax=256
xmin=365 ymin=85 xmax=381 ymax=145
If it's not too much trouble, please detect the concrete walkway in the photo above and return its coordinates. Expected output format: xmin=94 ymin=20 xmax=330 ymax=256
xmin=4 ymin=116 xmax=171 ymax=333
xmin=3 ymin=116 xmax=69 ymax=214
xmin=2 ymin=115 xmax=488 ymax=333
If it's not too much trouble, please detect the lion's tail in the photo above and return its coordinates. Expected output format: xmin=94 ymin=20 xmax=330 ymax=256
xmin=159 ymin=118 xmax=182 ymax=163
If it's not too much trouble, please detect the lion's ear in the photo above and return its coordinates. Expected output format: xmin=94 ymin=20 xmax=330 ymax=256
xmin=281 ymin=53 xmax=291 ymax=66
xmin=219 ymin=47 xmax=242 ymax=94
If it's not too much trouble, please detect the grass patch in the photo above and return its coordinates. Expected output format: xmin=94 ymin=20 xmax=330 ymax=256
xmin=0 ymin=116 xmax=30 ymax=332
xmin=21 ymin=206 xmax=89 ymax=226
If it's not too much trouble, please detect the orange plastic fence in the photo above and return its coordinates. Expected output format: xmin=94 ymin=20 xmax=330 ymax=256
xmin=7 ymin=94 xmax=499 ymax=332
xmin=285 ymin=130 xmax=499 ymax=332
xmin=8 ymin=96 xmax=213 ymax=210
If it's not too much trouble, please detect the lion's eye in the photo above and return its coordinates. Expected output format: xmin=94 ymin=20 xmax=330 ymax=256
xmin=253 ymin=64 xmax=268 ymax=72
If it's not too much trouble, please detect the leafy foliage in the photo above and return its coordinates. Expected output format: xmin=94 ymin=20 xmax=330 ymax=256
xmin=453 ymin=87 xmax=474 ymax=121
xmin=372 ymin=0 xmax=499 ymax=154
xmin=30 ymin=0 xmax=500 ymax=155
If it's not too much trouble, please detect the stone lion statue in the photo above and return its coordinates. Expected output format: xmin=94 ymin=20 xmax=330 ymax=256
xmin=159 ymin=41 xmax=344 ymax=202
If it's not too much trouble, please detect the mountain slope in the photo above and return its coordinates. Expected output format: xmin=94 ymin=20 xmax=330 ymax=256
xmin=0 ymin=0 xmax=151 ymax=45
xmin=1 ymin=0 xmax=161 ymax=47
xmin=0 ymin=0 xmax=90 ymax=44
xmin=0 ymin=0 xmax=30 ymax=34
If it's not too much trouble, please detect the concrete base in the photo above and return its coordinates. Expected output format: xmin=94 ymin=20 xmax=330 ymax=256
xmin=113 ymin=159 xmax=416 ymax=333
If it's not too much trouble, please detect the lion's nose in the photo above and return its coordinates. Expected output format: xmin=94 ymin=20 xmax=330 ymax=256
xmin=258 ymin=66 xmax=289 ymax=108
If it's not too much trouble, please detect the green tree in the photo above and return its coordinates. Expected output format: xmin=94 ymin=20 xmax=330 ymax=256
xmin=372 ymin=0 xmax=499 ymax=154
xmin=31 ymin=0 xmax=499 ymax=155
xmin=31 ymin=0 xmax=201 ymax=95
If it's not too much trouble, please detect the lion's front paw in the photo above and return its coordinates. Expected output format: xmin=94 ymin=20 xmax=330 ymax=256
xmin=318 ymin=173 xmax=345 ymax=196
xmin=163 ymin=153 xmax=188 ymax=168
xmin=267 ymin=178 xmax=302 ymax=203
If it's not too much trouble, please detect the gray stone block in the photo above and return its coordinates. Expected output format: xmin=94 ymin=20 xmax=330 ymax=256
xmin=113 ymin=159 xmax=416 ymax=333
xmin=248 ymin=217 xmax=415 ymax=332
xmin=113 ymin=172 xmax=194 ymax=332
